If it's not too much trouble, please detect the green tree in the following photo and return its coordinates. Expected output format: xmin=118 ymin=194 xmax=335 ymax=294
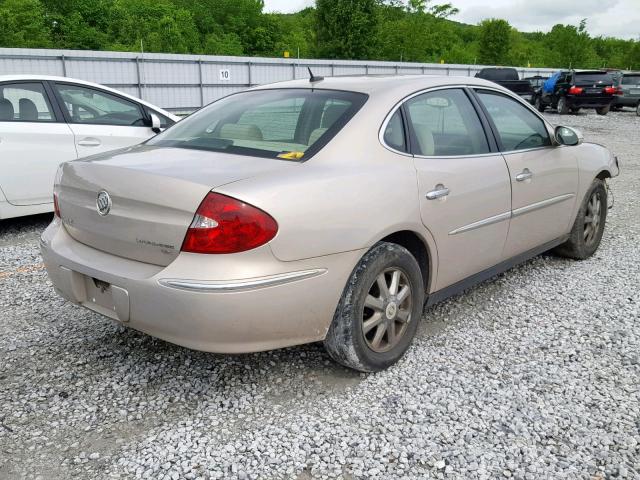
xmin=478 ymin=18 xmax=512 ymax=65
xmin=0 ymin=0 xmax=51 ymax=48
xmin=544 ymin=20 xmax=596 ymax=68
xmin=108 ymin=0 xmax=200 ymax=54
xmin=315 ymin=0 xmax=378 ymax=59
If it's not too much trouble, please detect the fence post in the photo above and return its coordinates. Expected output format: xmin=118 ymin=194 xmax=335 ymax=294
xmin=135 ymin=56 xmax=142 ymax=99
xmin=331 ymin=63 xmax=335 ymax=76
xmin=395 ymin=64 xmax=399 ymax=75
xmin=247 ymin=61 xmax=252 ymax=87
xmin=292 ymin=62 xmax=296 ymax=80
xmin=60 ymin=54 xmax=67 ymax=77
xmin=198 ymin=59 xmax=204 ymax=107
xmin=365 ymin=64 xmax=369 ymax=76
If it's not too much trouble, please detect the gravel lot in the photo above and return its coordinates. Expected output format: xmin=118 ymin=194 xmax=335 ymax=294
xmin=1 ymin=109 xmax=639 ymax=480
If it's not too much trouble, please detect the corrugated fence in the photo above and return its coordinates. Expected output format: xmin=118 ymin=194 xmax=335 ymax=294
xmin=0 ymin=48 xmax=557 ymax=113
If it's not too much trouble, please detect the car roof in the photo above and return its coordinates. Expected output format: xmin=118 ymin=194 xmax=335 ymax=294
xmin=251 ymin=75 xmax=512 ymax=96
xmin=0 ymin=74 xmax=179 ymax=120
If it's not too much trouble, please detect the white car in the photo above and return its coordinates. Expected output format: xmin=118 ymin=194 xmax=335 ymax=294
xmin=0 ymin=75 xmax=179 ymax=220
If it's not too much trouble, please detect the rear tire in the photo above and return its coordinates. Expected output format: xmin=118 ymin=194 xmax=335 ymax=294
xmin=554 ymin=179 xmax=607 ymax=260
xmin=557 ymin=96 xmax=570 ymax=114
xmin=571 ymin=107 xmax=581 ymax=114
xmin=596 ymin=105 xmax=610 ymax=115
xmin=534 ymin=96 xmax=545 ymax=112
xmin=636 ymin=103 xmax=640 ymax=116
xmin=324 ymin=242 xmax=424 ymax=372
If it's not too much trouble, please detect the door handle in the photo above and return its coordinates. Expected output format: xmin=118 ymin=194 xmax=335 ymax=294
xmin=77 ymin=138 xmax=101 ymax=147
xmin=426 ymin=184 xmax=450 ymax=200
xmin=516 ymin=168 xmax=533 ymax=182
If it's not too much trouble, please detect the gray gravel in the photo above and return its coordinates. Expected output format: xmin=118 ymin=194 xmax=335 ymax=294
xmin=1 ymin=109 xmax=639 ymax=480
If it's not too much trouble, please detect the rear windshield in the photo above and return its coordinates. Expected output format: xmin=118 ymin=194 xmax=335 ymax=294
xmin=477 ymin=69 xmax=519 ymax=81
xmin=622 ymin=75 xmax=640 ymax=85
xmin=574 ymin=72 xmax=614 ymax=85
xmin=148 ymin=89 xmax=367 ymax=161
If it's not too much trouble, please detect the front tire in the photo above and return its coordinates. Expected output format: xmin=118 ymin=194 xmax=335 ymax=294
xmin=554 ymin=179 xmax=607 ymax=260
xmin=324 ymin=242 xmax=424 ymax=372
xmin=596 ymin=105 xmax=610 ymax=115
xmin=557 ymin=96 xmax=570 ymax=114
xmin=534 ymin=96 xmax=545 ymax=112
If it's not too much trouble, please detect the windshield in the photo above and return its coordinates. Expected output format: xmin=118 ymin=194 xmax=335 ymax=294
xmin=573 ymin=72 xmax=614 ymax=85
xmin=148 ymin=89 xmax=367 ymax=161
xmin=622 ymin=75 xmax=640 ymax=85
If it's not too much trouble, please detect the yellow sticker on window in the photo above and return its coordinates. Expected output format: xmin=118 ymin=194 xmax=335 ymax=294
xmin=277 ymin=151 xmax=305 ymax=160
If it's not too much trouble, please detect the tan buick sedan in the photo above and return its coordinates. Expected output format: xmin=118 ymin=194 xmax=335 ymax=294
xmin=41 ymin=75 xmax=619 ymax=371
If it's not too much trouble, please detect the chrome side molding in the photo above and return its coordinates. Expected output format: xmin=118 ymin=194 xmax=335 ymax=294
xmin=159 ymin=268 xmax=328 ymax=293
xmin=449 ymin=193 xmax=575 ymax=235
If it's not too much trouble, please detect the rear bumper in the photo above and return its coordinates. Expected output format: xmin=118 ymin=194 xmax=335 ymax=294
xmin=567 ymin=96 xmax=614 ymax=108
xmin=40 ymin=219 xmax=363 ymax=353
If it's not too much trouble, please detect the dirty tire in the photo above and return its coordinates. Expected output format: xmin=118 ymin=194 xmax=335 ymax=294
xmin=554 ymin=179 xmax=607 ymax=260
xmin=596 ymin=105 xmax=610 ymax=115
xmin=324 ymin=242 xmax=424 ymax=372
xmin=571 ymin=107 xmax=581 ymax=114
xmin=557 ymin=96 xmax=569 ymax=114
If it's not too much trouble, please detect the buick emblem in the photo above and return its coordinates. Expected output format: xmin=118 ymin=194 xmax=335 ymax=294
xmin=96 ymin=190 xmax=112 ymax=216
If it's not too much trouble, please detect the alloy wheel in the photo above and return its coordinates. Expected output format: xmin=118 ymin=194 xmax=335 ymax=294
xmin=584 ymin=191 xmax=602 ymax=245
xmin=362 ymin=268 xmax=413 ymax=353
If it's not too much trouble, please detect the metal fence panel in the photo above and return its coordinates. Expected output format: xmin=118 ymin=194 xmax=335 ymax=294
xmin=0 ymin=47 xmax=560 ymax=112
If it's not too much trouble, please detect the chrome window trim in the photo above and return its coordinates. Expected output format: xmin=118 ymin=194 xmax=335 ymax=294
xmin=159 ymin=268 xmax=327 ymax=293
xmin=379 ymin=83 xmax=547 ymax=159
xmin=449 ymin=211 xmax=512 ymax=235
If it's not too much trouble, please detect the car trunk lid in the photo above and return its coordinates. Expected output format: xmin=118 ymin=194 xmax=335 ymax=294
xmin=57 ymin=145 xmax=297 ymax=266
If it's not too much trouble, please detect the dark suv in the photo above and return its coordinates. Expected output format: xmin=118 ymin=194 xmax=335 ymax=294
xmin=533 ymin=70 xmax=618 ymax=115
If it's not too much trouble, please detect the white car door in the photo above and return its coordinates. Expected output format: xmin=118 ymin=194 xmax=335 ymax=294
xmin=0 ymin=81 xmax=77 ymax=206
xmin=52 ymin=82 xmax=158 ymax=158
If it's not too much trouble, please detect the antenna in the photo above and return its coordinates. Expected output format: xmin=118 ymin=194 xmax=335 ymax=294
xmin=307 ymin=67 xmax=324 ymax=83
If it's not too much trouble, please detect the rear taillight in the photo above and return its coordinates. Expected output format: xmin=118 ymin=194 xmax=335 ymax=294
xmin=568 ymin=86 xmax=584 ymax=95
xmin=604 ymin=86 xmax=617 ymax=95
xmin=53 ymin=192 xmax=61 ymax=217
xmin=181 ymin=192 xmax=278 ymax=254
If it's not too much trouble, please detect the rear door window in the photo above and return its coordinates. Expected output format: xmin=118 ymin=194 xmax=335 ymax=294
xmin=404 ymin=89 xmax=489 ymax=156
xmin=148 ymin=89 xmax=367 ymax=160
xmin=0 ymin=82 xmax=55 ymax=122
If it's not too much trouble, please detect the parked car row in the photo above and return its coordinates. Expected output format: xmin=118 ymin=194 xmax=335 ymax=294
xmin=477 ymin=68 xmax=640 ymax=117
xmin=0 ymin=75 xmax=178 ymax=221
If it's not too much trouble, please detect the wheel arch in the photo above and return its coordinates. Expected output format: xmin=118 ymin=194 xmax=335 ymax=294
xmin=378 ymin=230 xmax=434 ymax=293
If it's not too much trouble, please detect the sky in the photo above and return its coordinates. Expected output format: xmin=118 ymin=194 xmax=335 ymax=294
xmin=263 ymin=0 xmax=640 ymax=40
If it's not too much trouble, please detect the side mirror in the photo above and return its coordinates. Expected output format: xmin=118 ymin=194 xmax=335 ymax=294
xmin=555 ymin=125 xmax=583 ymax=146
xmin=150 ymin=113 xmax=162 ymax=134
